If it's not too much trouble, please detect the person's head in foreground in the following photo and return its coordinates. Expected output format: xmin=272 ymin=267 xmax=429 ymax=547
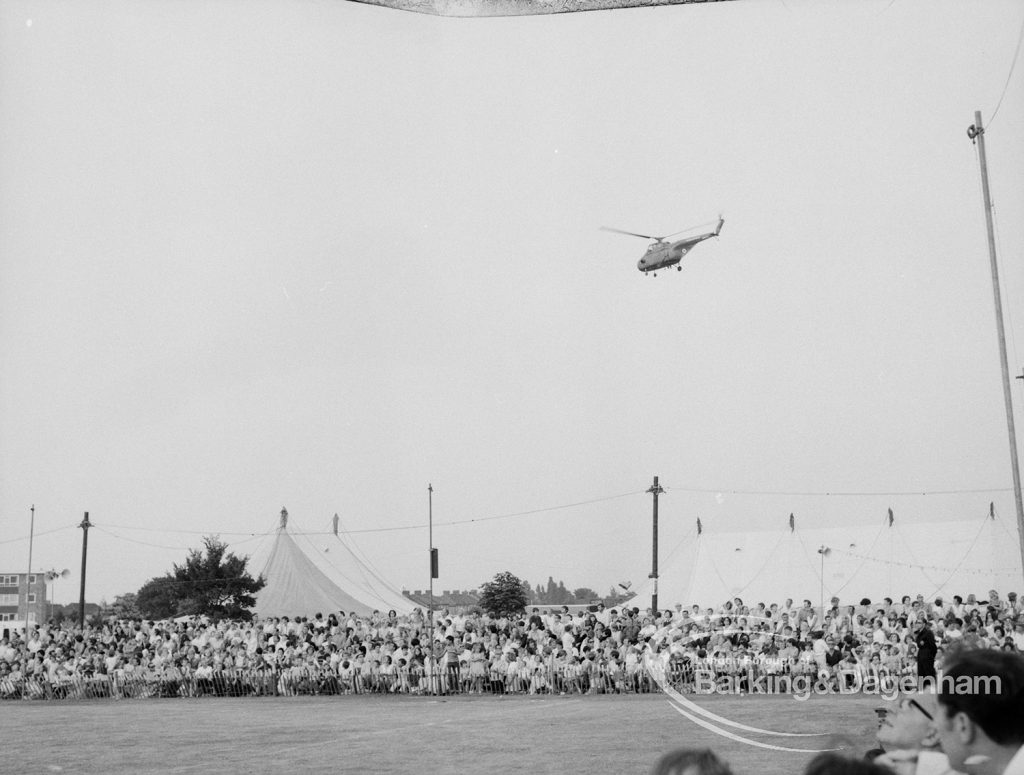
xmin=650 ymin=748 xmax=733 ymax=775
xmin=875 ymin=692 xmax=939 ymax=753
xmin=934 ymin=648 xmax=1024 ymax=775
xmin=869 ymin=690 xmax=958 ymax=774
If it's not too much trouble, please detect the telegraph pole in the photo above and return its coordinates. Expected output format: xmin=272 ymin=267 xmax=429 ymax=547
xmin=648 ymin=476 xmax=664 ymax=612
xmin=78 ymin=512 xmax=91 ymax=627
xmin=968 ymin=111 xmax=1024 ymax=585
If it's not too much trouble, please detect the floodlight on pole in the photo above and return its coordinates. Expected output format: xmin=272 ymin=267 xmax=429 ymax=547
xmin=25 ymin=505 xmax=35 ymax=634
xmin=45 ymin=569 xmax=71 ymax=620
xmin=817 ymin=546 xmax=831 ymax=616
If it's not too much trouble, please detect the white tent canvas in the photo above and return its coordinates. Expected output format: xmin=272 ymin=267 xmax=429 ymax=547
xmin=626 ymin=510 xmax=1022 ymax=611
xmin=248 ymin=514 xmax=416 ymax=618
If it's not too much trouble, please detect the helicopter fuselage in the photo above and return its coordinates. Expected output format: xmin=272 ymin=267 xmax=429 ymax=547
xmin=637 ymin=241 xmax=689 ymax=273
xmin=636 ymin=217 xmax=724 ymax=274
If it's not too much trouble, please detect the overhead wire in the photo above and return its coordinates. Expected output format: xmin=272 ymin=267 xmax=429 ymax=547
xmin=923 ymin=511 xmax=993 ymax=600
xmin=737 ymin=527 xmax=788 ymax=598
xmin=661 ymin=484 xmax=1010 ymax=497
xmin=92 ymin=489 xmax=647 ymax=538
xmin=287 ymin=517 xmax=380 ymax=594
xmin=0 ymin=525 xmax=77 ymax=545
xmin=332 ymin=513 xmax=414 ymax=599
xmin=704 ymin=545 xmax=735 ymax=600
xmin=638 ymin=521 xmax=700 ymax=608
xmin=92 ymin=525 xmax=191 ymax=552
xmin=989 ymin=187 xmax=1024 ymax=417
xmin=8 ymin=489 xmax=1019 ymax=605
xmin=302 ymin=516 xmax=409 ymax=601
xmin=658 ymin=521 xmax=698 ymax=567
xmin=794 ymin=528 xmax=827 ymax=597
xmin=97 ymin=524 xmax=267 ymax=537
xmin=987 ymin=5 xmax=1024 ymax=127
xmin=892 ymin=523 xmax=940 ymax=591
xmin=6 ymin=485 xmax=1012 ymax=546
xmin=993 ymin=503 xmax=1022 ymax=544
xmin=829 ymin=545 xmax=1017 ymax=576
xmin=831 ymin=516 xmax=888 ymax=598
xmin=681 ymin=530 xmax=702 ymax=608
xmin=417 ymin=489 xmax=647 ymax=531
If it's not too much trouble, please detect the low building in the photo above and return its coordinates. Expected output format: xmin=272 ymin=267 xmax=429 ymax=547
xmin=403 ymin=589 xmax=480 ymax=615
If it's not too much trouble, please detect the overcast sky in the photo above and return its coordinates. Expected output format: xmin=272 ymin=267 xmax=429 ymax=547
xmin=2 ymin=0 xmax=1023 ymax=607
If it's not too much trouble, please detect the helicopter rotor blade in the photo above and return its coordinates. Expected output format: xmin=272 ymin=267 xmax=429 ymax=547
xmin=661 ymin=229 xmax=693 ymax=240
xmin=656 ymin=218 xmax=726 ymax=242
xmin=600 ymin=226 xmax=659 ymax=241
xmin=661 ymin=223 xmax=714 ymax=241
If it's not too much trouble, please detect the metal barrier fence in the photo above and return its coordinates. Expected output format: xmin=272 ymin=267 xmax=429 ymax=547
xmin=0 ymin=657 xmax=914 ymax=701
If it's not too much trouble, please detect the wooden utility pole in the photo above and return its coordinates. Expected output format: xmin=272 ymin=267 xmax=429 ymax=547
xmin=968 ymin=111 xmax=1024 ymax=586
xmin=78 ymin=512 xmax=91 ymax=627
xmin=648 ymin=476 xmax=664 ymax=612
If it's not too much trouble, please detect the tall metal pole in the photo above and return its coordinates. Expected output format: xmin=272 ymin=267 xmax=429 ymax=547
xmin=427 ymin=484 xmax=434 ymax=690
xmin=818 ymin=546 xmax=826 ymax=617
xmin=24 ymin=505 xmax=35 ymax=635
xmin=78 ymin=512 xmax=91 ymax=628
xmin=969 ymin=111 xmax=1024 ymax=585
xmin=647 ymin=476 xmax=663 ymax=613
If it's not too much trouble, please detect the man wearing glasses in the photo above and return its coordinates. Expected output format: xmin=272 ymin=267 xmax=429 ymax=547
xmin=871 ymin=692 xmax=960 ymax=775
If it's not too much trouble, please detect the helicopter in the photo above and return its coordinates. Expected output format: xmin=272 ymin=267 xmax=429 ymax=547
xmin=602 ymin=216 xmax=724 ymax=275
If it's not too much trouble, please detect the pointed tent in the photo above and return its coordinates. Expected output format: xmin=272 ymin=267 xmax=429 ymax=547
xmin=251 ymin=511 xmax=416 ymax=618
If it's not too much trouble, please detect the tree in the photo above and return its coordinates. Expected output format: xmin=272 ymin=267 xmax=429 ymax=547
xmin=538 ymin=576 xmax=570 ymax=605
xmin=107 ymin=592 xmax=141 ymax=620
xmin=556 ymin=580 xmax=570 ymax=604
xmin=477 ymin=571 xmax=530 ymax=618
xmin=545 ymin=576 xmax=557 ymax=600
xmin=136 ymin=576 xmax=179 ymax=620
xmin=573 ymin=587 xmax=599 ymax=603
xmin=135 ymin=536 xmax=265 ymax=621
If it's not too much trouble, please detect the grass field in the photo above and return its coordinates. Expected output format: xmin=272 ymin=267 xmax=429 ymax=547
xmin=0 ymin=693 xmax=885 ymax=774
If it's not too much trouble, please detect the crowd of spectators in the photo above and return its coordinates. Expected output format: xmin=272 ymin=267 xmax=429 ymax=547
xmin=1 ymin=588 xmax=1021 ymax=701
